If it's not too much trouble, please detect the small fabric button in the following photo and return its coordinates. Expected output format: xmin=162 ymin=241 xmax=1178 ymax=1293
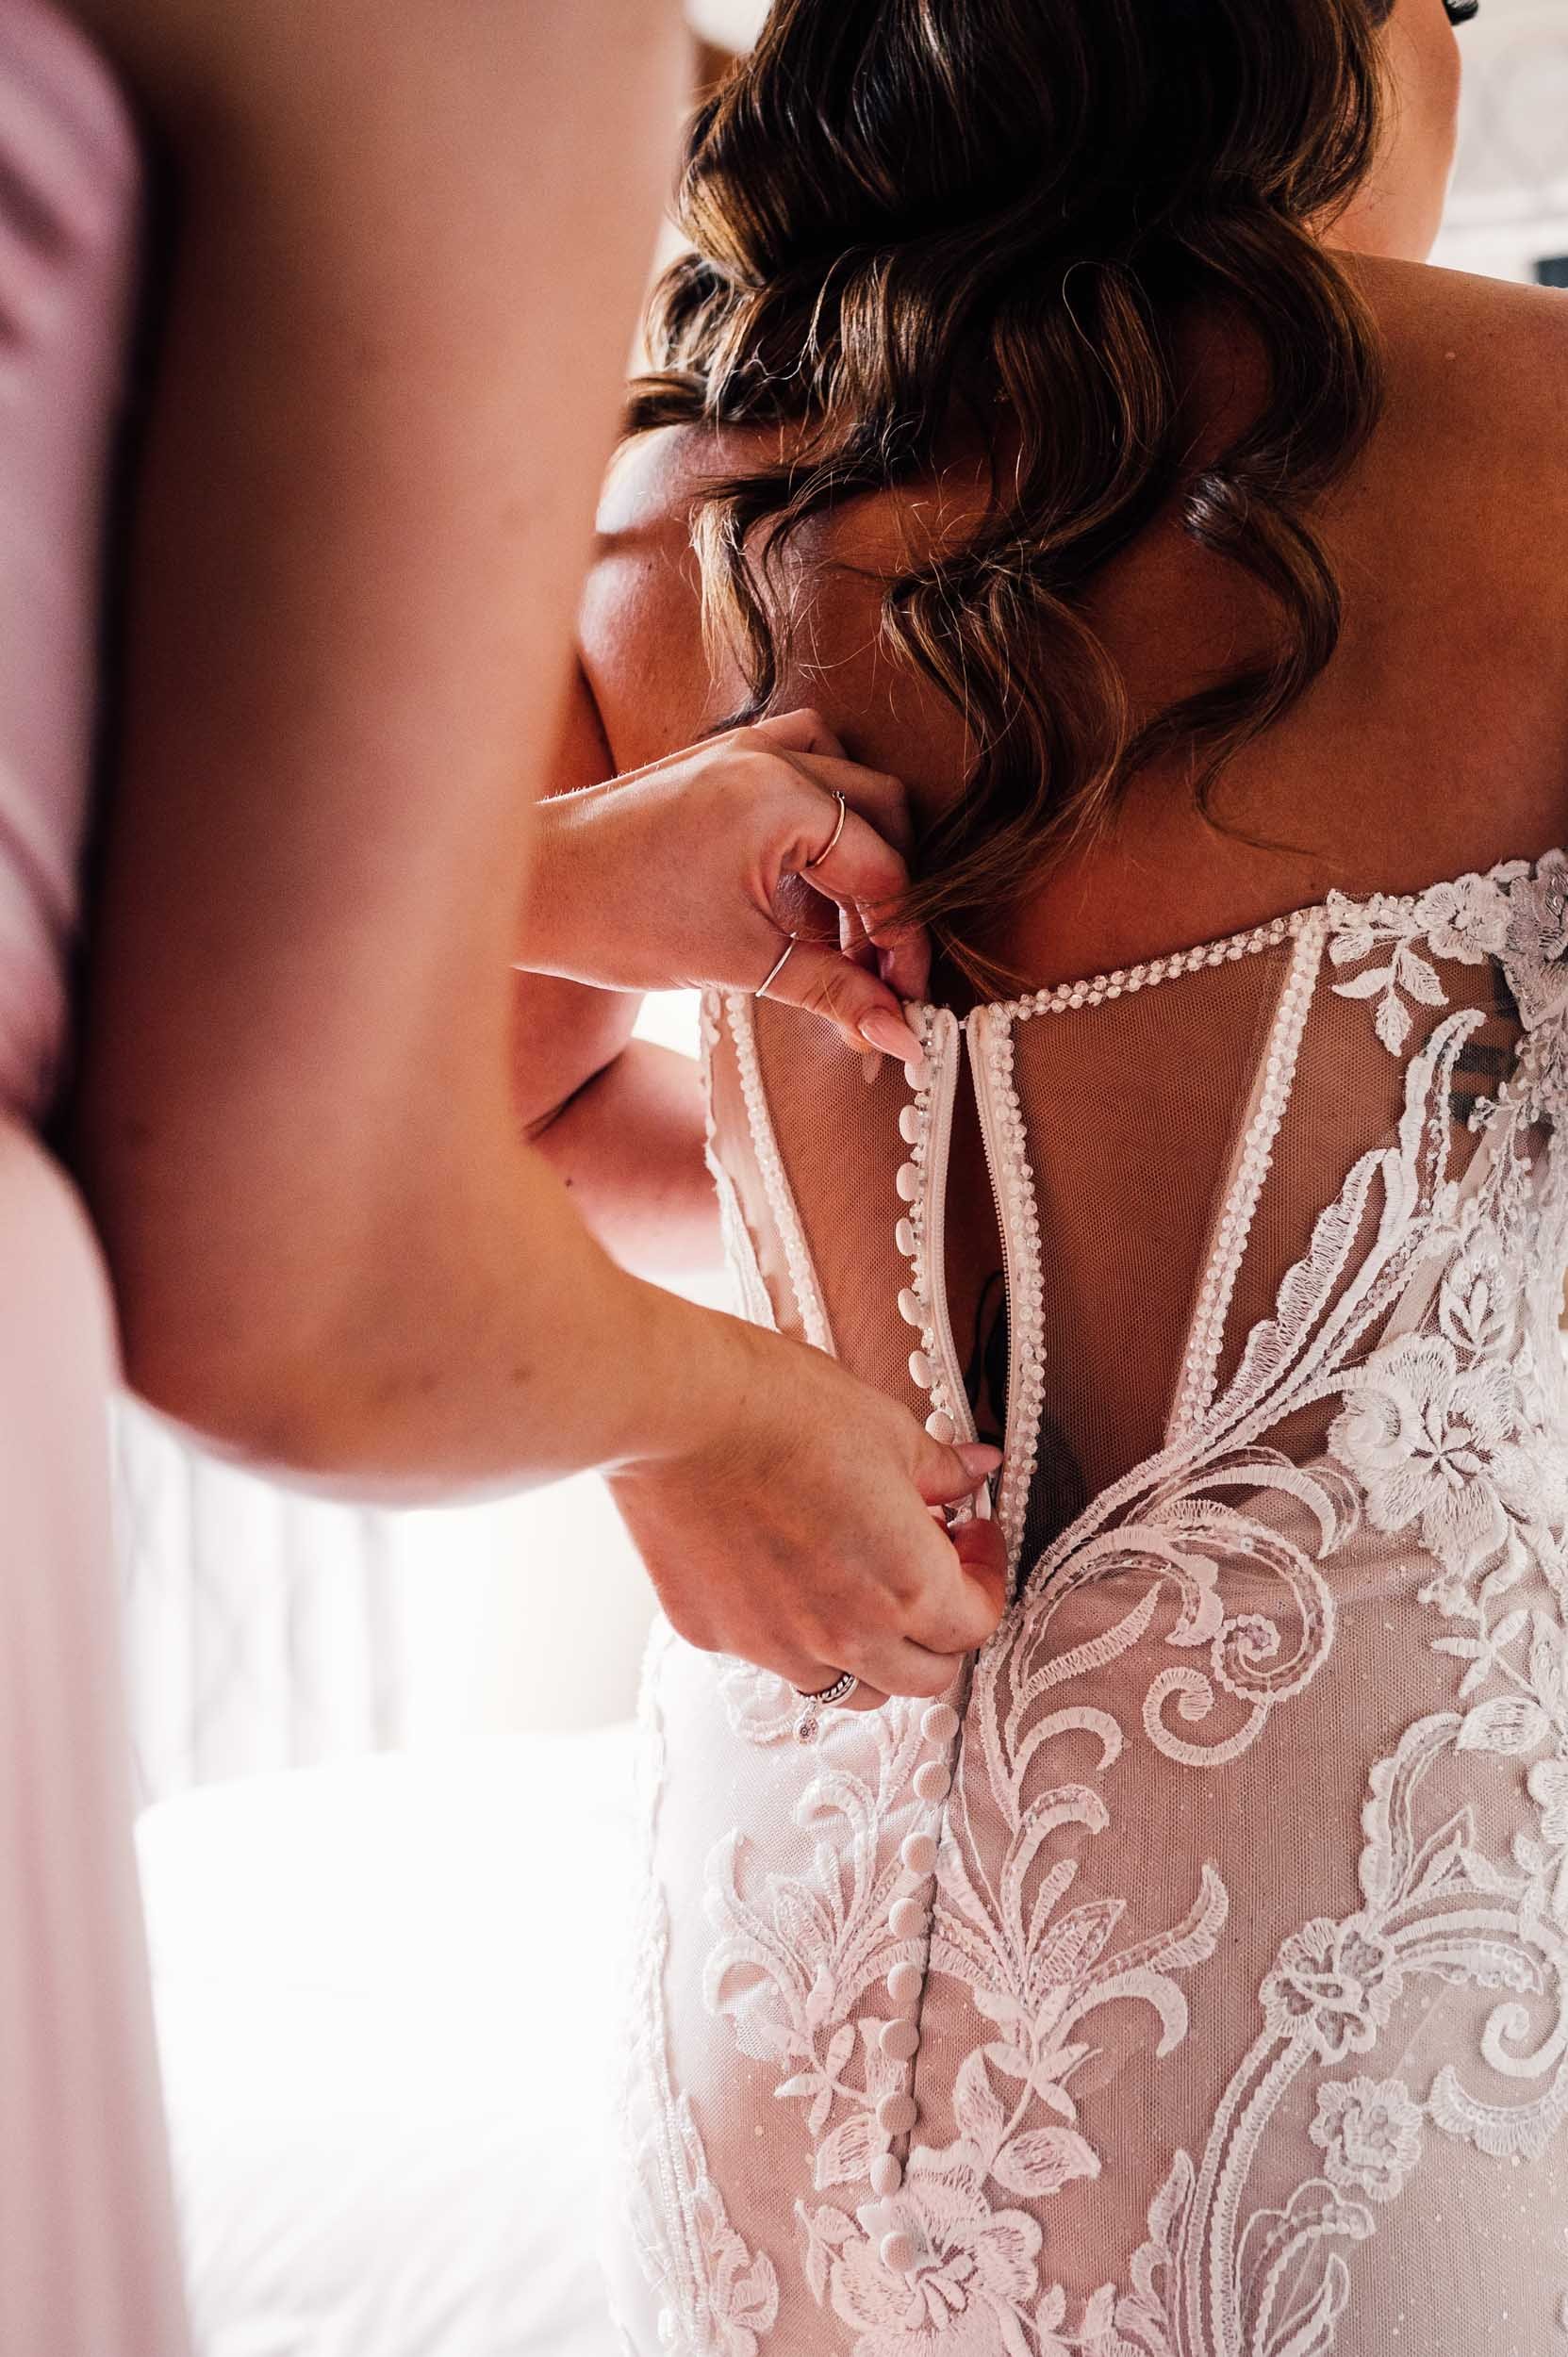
xmin=900 ymin=1831 xmax=938 ymax=1875
xmin=886 ymin=1959 xmax=922 ymax=2004
xmin=907 ymin=1350 xmax=934 ymax=1391
xmin=903 ymin=1057 xmax=930 ymax=1088
xmin=895 ymin=1217 xmax=916 ymax=1258
xmin=881 ymin=2018 xmax=920 ymax=2061
xmin=881 ymin=2230 xmax=917 ymax=2273
xmin=876 ymin=2093 xmax=917 ymax=2135
xmin=913 ymin=1761 xmax=951 ymax=1803
xmin=921 ymin=1703 xmax=959 ymax=1744
xmin=898 ymin=1288 xmax=924 ymax=1327
xmin=899 ymin=1104 xmax=921 ymax=1145
xmin=895 ymin=1162 xmax=920 ymax=1202
xmin=924 ymin=1409 xmax=956 ymax=1443
xmin=888 ymin=1896 xmax=925 ymax=1939
xmin=869 ymin=2154 xmax=902 ymax=2196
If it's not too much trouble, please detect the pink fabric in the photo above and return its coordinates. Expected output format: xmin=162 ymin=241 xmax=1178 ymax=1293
xmin=0 ymin=1 xmax=191 ymax=2348
xmin=0 ymin=0 xmax=138 ymax=1116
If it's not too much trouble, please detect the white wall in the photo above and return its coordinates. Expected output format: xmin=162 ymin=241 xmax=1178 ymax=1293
xmin=685 ymin=0 xmax=767 ymax=49
xmin=1434 ymin=0 xmax=1568 ymax=279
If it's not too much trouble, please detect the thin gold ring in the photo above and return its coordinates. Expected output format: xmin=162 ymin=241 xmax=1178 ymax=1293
xmin=802 ymin=790 xmax=848 ymax=871
xmin=756 ymin=935 xmax=798 ymax=998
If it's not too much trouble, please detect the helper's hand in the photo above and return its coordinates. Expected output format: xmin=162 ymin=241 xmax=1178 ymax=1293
xmin=520 ymin=707 xmax=932 ymax=1068
xmin=607 ymin=1313 xmax=1009 ymax=1706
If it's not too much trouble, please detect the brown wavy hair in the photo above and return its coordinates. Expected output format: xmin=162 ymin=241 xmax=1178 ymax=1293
xmin=623 ymin=0 xmax=1398 ymax=979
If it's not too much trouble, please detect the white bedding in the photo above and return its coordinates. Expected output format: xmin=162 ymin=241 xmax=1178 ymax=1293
xmin=137 ymin=1724 xmax=640 ymax=2357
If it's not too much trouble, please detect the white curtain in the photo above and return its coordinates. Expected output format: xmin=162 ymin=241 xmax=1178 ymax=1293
xmin=116 ymin=997 xmax=702 ymax=1805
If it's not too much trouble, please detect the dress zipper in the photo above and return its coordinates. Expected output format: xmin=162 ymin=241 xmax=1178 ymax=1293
xmin=965 ymin=1003 xmax=1025 ymax=1585
xmin=916 ymin=1007 xmax=979 ymax=1454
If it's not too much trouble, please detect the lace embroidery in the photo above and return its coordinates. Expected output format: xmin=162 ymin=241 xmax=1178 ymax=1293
xmin=702 ymin=1699 xmax=951 ymax=2211
xmin=614 ymin=1627 xmax=783 ymax=2355
xmin=1169 ymin=914 xmax=1325 ymax=1439
xmin=999 ymin=911 xmax=1297 ymax=1023
xmin=1114 ymin=1711 xmax=1568 ymax=2357
xmin=647 ymin=846 xmax=1568 ymax=2356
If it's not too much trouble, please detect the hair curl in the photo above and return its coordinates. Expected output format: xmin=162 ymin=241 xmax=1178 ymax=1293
xmin=623 ymin=0 xmax=1399 ymax=981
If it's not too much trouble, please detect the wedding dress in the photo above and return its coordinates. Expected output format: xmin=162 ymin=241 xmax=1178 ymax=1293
xmin=604 ymin=849 xmax=1568 ymax=2357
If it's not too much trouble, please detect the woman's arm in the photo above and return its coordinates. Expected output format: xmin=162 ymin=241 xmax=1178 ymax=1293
xmin=525 ymin=1037 xmax=717 ymax=1275
xmin=510 ymin=661 xmax=715 ymax=1274
xmin=72 ymin=0 xmax=701 ymax=1479
xmin=510 ymin=618 xmax=936 ymax=1270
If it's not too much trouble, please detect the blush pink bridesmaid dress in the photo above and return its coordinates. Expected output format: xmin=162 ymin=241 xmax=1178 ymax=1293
xmin=0 ymin=0 xmax=190 ymax=2347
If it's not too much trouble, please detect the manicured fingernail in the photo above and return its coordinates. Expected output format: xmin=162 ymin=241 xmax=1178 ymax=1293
xmin=859 ymin=1009 xmax=925 ymax=1063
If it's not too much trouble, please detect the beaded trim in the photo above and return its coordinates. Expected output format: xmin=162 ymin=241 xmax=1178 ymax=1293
xmin=969 ymin=1002 xmax=1047 ymax=1583
xmin=1168 ymin=912 xmax=1326 ymax=1439
xmin=1000 ymin=910 xmax=1298 ymax=1025
xmin=723 ymin=992 xmax=836 ymax=1357
xmin=892 ymin=1008 xmax=974 ymax=1449
xmin=700 ymin=987 xmax=780 ymax=1333
xmin=936 ymin=847 xmax=1567 ymax=1032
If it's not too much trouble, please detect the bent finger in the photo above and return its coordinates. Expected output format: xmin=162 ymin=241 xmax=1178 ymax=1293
xmin=904 ymin=1548 xmax=1008 ymax=1656
xmin=783 ymin=747 xmax=918 ymax=858
xmin=789 ymin=801 xmax=931 ymax=1000
xmin=915 ymin=1439 xmax=1004 ymax=1508
xmin=949 ymin=1515 xmax=1011 ymax=1628
xmin=764 ymin=934 xmax=927 ymax=1065
xmin=745 ymin=707 xmax=851 ymax=764
xmin=845 ymin=1634 xmax=969 ymax=1703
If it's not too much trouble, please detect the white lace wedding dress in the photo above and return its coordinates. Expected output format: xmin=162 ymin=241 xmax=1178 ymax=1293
xmin=603 ymin=849 xmax=1568 ymax=2357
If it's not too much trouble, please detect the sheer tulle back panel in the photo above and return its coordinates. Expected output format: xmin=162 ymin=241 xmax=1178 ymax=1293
xmin=705 ymin=991 xmax=943 ymax=1424
xmin=994 ymin=946 xmax=1291 ymax=1560
xmin=1199 ymin=941 xmax=1528 ymax=1468
xmin=986 ymin=932 xmax=1530 ymax=1571
xmin=706 ymin=925 xmax=1532 ymax=1565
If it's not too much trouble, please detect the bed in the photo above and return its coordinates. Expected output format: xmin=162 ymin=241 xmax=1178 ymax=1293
xmin=137 ymin=1722 xmax=640 ymax=2357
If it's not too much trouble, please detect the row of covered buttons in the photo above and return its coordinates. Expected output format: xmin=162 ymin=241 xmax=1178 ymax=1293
xmin=892 ymin=1059 xmax=960 ymax=1449
xmin=872 ymin=1021 xmax=966 ymax=2273
xmin=867 ymin=1694 xmax=960 ymax=2252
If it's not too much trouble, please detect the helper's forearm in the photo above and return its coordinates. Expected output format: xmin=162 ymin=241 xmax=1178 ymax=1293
xmin=528 ymin=1039 xmax=719 ymax=1275
xmin=509 ymin=965 xmax=644 ymax=1134
xmin=72 ymin=1 xmax=696 ymax=1498
xmin=116 ymin=1096 xmax=734 ymax=1506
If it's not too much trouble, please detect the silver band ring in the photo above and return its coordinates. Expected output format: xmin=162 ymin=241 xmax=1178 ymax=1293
xmin=756 ymin=935 xmax=798 ymax=998
xmin=793 ymin=1669 xmax=859 ymax=1706
xmin=792 ymin=1667 xmax=860 ymax=1745
xmin=803 ymin=790 xmax=848 ymax=871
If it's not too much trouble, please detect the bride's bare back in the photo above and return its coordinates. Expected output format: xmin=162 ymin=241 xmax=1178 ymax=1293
xmin=585 ymin=255 xmax=1568 ymax=980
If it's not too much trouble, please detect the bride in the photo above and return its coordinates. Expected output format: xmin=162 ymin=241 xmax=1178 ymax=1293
xmin=510 ymin=1 xmax=1568 ymax=2350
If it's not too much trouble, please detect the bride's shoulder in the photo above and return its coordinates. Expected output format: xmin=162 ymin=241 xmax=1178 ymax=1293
xmin=1345 ymin=252 xmax=1568 ymax=440
xmin=596 ymin=418 xmax=796 ymax=538
xmin=583 ymin=424 xmax=760 ymax=759
xmin=1334 ymin=253 xmax=1568 ymax=620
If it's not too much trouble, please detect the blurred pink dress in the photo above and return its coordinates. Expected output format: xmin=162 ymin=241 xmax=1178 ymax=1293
xmin=0 ymin=0 xmax=190 ymax=2347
